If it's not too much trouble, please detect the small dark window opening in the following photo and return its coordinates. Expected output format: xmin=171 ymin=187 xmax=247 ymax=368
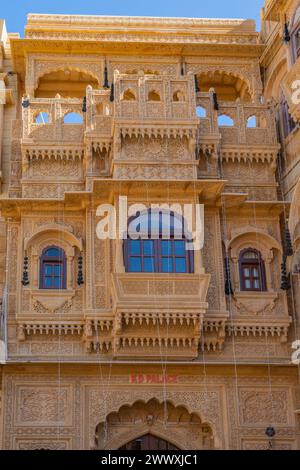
xmin=239 ymin=249 xmax=266 ymax=292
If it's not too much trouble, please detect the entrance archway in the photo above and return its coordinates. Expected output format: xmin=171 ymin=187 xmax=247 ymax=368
xmin=95 ymin=398 xmax=214 ymax=450
xmin=119 ymin=434 xmax=179 ymax=450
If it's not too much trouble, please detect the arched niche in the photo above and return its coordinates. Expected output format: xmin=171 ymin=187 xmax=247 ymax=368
xmin=24 ymin=227 xmax=83 ymax=291
xmin=35 ymin=67 xmax=99 ymax=98
xmin=195 ymin=70 xmax=252 ymax=102
xmin=228 ymin=229 xmax=282 ymax=292
xmin=94 ymin=398 xmax=215 ymax=450
xmin=24 ymin=226 xmax=82 ymax=252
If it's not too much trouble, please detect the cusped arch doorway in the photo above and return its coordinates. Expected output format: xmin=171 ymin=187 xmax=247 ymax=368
xmin=95 ymin=398 xmax=214 ymax=450
xmin=119 ymin=433 xmax=179 ymax=450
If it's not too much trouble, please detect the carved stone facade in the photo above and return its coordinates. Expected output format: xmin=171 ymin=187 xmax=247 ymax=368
xmin=0 ymin=9 xmax=299 ymax=450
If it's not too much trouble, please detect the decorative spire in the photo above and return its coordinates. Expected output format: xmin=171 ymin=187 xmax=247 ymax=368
xmin=194 ymin=75 xmax=200 ymax=93
xmin=224 ymin=257 xmax=234 ymax=296
xmin=109 ymin=82 xmax=114 ymax=102
xmin=213 ymin=92 xmax=219 ymax=111
xmin=280 ymin=257 xmax=291 ymax=291
xmin=103 ymin=61 xmax=109 ymax=89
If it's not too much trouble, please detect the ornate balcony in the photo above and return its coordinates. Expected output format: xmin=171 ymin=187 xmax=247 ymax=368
xmin=112 ymin=72 xmax=199 ymax=180
xmin=217 ymin=101 xmax=279 ymax=166
xmin=85 ymin=87 xmax=113 ymax=178
xmin=109 ymin=273 xmax=210 ymax=359
xmin=21 ymin=95 xmax=85 ymax=198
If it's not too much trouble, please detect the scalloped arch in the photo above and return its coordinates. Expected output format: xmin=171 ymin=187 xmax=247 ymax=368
xmin=195 ymin=69 xmax=252 ymax=97
xmin=24 ymin=225 xmax=82 ymax=251
xmin=228 ymin=229 xmax=282 ymax=256
xmin=34 ymin=65 xmax=100 ymax=93
xmin=94 ymin=397 xmax=218 ymax=450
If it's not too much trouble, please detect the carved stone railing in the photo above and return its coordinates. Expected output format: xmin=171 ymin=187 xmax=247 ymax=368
xmin=217 ymin=101 xmax=279 ymax=167
xmin=84 ymin=87 xmax=113 ymax=178
xmin=114 ymin=72 xmax=197 ymax=123
xmin=112 ymin=72 xmax=198 ymax=180
xmin=108 ymin=272 xmax=210 ymax=359
xmin=196 ymin=91 xmax=221 ymax=177
xmin=22 ymin=96 xmax=84 ymax=143
xmin=85 ymin=87 xmax=113 ymax=136
xmin=20 ymin=96 xmax=85 ymax=197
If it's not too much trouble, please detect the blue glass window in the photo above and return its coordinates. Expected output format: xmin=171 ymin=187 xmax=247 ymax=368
xmin=40 ymin=246 xmax=66 ymax=289
xmin=124 ymin=211 xmax=194 ymax=273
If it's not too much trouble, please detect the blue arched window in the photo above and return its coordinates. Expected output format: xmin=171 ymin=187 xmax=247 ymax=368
xmin=123 ymin=210 xmax=194 ymax=273
xmin=39 ymin=246 xmax=67 ymax=289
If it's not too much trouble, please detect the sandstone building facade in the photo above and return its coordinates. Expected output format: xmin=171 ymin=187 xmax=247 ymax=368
xmin=0 ymin=2 xmax=299 ymax=450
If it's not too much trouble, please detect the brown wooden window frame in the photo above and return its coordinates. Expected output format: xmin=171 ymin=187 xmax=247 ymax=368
xmin=123 ymin=210 xmax=194 ymax=274
xmin=239 ymin=248 xmax=267 ymax=292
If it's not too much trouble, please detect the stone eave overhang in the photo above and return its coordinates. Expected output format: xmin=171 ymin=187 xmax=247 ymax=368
xmin=262 ymin=0 xmax=291 ymax=22
xmin=219 ymin=198 xmax=290 ymax=216
xmin=0 ymin=179 xmax=226 ymax=217
xmin=10 ymin=37 xmax=265 ymax=82
xmin=260 ymin=24 xmax=282 ymax=68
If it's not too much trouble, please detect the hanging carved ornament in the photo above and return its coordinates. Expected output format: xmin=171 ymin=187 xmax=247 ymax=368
xmin=22 ymin=256 xmax=30 ymax=286
xmin=77 ymin=254 xmax=84 ymax=285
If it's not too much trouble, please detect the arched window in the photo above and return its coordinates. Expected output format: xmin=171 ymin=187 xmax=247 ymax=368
xmin=218 ymin=114 xmax=234 ymax=127
xmin=173 ymin=90 xmax=185 ymax=102
xmin=40 ymin=246 xmax=67 ymax=289
xmin=35 ymin=112 xmax=50 ymax=124
xmin=63 ymin=112 xmax=83 ymax=124
xmin=196 ymin=106 xmax=207 ymax=118
xmin=124 ymin=210 xmax=194 ymax=273
xmin=239 ymin=249 xmax=266 ymax=292
xmin=291 ymin=5 xmax=300 ymax=62
xmin=148 ymin=90 xmax=161 ymax=101
xmin=246 ymin=115 xmax=257 ymax=128
xmin=122 ymin=89 xmax=136 ymax=101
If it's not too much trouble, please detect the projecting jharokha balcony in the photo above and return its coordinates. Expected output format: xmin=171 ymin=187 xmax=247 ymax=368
xmin=109 ymin=272 xmax=211 ymax=359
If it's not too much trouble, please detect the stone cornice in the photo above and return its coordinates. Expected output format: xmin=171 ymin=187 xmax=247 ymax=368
xmin=10 ymin=38 xmax=265 ymax=81
xmin=25 ymin=14 xmax=256 ymax=32
xmin=0 ymin=178 xmax=226 ymax=216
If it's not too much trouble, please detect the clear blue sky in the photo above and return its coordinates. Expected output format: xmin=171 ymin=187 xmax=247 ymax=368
xmin=2 ymin=0 xmax=264 ymax=36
